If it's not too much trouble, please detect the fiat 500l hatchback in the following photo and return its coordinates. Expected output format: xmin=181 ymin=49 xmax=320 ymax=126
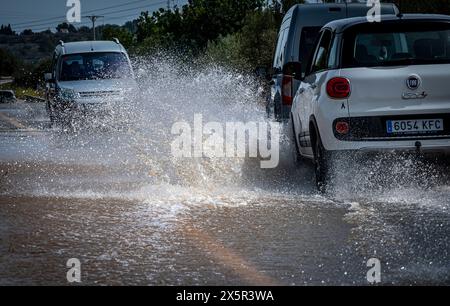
xmin=290 ymin=14 xmax=450 ymax=190
xmin=268 ymin=2 xmax=398 ymax=121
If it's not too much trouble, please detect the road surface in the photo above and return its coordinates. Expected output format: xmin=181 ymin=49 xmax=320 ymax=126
xmin=0 ymin=100 xmax=449 ymax=286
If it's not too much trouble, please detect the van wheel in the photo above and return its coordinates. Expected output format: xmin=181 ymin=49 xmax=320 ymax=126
xmin=290 ymin=115 xmax=301 ymax=164
xmin=62 ymin=115 xmax=75 ymax=132
xmin=46 ymin=101 xmax=55 ymax=126
xmin=274 ymin=106 xmax=279 ymax=121
xmin=266 ymin=98 xmax=273 ymax=119
xmin=274 ymin=99 xmax=282 ymax=121
xmin=312 ymin=128 xmax=331 ymax=192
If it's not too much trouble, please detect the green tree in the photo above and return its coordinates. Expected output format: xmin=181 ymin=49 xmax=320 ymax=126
xmin=205 ymin=33 xmax=249 ymax=69
xmin=123 ymin=20 xmax=139 ymax=34
xmin=78 ymin=26 xmax=92 ymax=34
xmin=56 ymin=22 xmax=77 ymax=33
xmin=0 ymin=24 xmax=15 ymax=35
xmin=205 ymin=7 xmax=279 ymax=71
xmin=0 ymin=48 xmax=20 ymax=76
xmin=101 ymin=25 xmax=134 ymax=49
xmin=280 ymin=0 xmax=305 ymax=13
xmin=136 ymin=11 xmax=156 ymax=43
xmin=239 ymin=9 xmax=278 ymax=68
xmin=13 ymin=58 xmax=51 ymax=88
xmin=135 ymin=0 xmax=264 ymax=54
xmin=21 ymin=29 xmax=33 ymax=36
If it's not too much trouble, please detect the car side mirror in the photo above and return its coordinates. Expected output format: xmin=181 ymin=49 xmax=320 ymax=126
xmin=44 ymin=73 xmax=54 ymax=83
xmin=282 ymin=62 xmax=302 ymax=80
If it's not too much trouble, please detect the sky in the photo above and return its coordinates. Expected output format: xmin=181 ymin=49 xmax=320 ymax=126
xmin=0 ymin=0 xmax=187 ymax=33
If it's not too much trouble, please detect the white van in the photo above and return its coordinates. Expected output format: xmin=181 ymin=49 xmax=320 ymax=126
xmin=45 ymin=40 xmax=137 ymax=127
xmin=268 ymin=2 xmax=398 ymax=120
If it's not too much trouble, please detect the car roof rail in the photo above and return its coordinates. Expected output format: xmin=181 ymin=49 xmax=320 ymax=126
xmin=112 ymin=38 xmax=120 ymax=44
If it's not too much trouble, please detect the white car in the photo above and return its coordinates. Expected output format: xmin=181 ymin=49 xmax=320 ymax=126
xmin=268 ymin=2 xmax=398 ymax=121
xmin=290 ymin=14 xmax=450 ymax=190
xmin=45 ymin=40 xmax=137 ymax=128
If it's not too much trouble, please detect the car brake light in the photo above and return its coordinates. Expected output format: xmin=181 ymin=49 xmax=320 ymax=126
xmin=327 ymin=77 xmax=351 ymax=99
xmin=282 ymin=75 xmax=293 ymax=105
xmin=335 ymin=121 xmax=349 ymax=134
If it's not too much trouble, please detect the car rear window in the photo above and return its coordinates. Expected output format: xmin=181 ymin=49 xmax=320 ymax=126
xmin=342 ymin=21 xmax=450 ymax=68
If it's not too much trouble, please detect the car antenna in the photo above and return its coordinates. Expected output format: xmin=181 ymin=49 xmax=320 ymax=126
xmin=59 ymin=40 xmax=64 ymax=46
xmin=112 ymin=38 xmax=120 ymax=44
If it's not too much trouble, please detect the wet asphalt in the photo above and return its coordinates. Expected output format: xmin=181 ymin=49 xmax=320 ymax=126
xmin=0 ymin=101 xmax=449 ymax=285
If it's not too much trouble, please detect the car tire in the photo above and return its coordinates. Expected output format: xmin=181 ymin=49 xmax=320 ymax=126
xmin=61 ymin=113 xmax=74 ymax=131
xmin=266 ymin=98 xmax=273 ymax=119
xmin=274 ymin=100 xmax=281 ymax=122
xmin=270 ymin=91 xmax=282 ymax=121
xmin=312 ymin=127 xmax=331 ymax=192
xmin=46 ymin=100 xmax=55 ymax=127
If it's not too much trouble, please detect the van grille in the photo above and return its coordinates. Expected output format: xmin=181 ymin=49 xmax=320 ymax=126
xmin=78 ymin=91 xmax=121 ymax=98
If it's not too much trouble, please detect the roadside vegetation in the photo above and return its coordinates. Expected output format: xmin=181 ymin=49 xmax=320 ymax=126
xmin=0 ymin=0 xmax=449 ymax=98
xmin=0 ymin=82 xmax=42 ymax=99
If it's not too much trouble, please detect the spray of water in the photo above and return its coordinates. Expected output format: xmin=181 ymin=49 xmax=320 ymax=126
xmin=1 ymin=54 xmax=449 ymax=210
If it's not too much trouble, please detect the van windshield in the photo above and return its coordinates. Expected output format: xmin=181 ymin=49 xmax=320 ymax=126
xmin=59 ymin=52 xmax=132 ymax=81
xmin=342 ymin=22 xmax=450 ymax=68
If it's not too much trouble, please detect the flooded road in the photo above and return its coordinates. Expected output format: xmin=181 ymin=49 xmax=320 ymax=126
xmin=1 ymin=65 xmax=449 ymax=285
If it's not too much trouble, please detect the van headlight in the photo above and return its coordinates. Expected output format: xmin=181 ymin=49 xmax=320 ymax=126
xmin=58 ymin=88 xmax=79 ymax=101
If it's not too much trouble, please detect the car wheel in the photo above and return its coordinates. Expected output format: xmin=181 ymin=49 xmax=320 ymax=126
xmin=46 ymin=101 xmax=55 ymax=126
xmin=61 ymin=113 xmax=75 ymax=131
xmin=266 ymin=98 xmax=273 ymax=119
xmin=274 ymin=101 xmax=281 ymax=121
xmin=312 ymin=128 xmax=331 ymax=192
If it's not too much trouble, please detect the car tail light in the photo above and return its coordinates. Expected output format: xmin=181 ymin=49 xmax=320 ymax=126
xmin=335 ymin=121 xmax=350 ymax=134
xmin=282 ymin=75 xmax=293 ymax=105
xmin=326 ymin=77 xmax=350 ymax=99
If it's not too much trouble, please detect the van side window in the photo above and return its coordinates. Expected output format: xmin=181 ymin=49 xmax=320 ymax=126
xmin=299 ymin=26 xmax=322 ymax=74
xmin=273 ymin=29 xmax=285 ymax=69
xmin=311 ymin=29 xmax=333 ymax=73
xmin=280 ymin=30 xmax=289 ymax=65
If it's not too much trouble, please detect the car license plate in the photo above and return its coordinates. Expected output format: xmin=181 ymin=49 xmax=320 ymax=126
xmin=387 ymin=119 xmax=444 ymax=134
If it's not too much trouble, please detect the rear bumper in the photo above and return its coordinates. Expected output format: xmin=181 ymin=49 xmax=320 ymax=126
xmin=356 ymin=143 xmax=450 ymax=154
xmin=324 ymin=138 xmax=450 ymax=155
xmin=318 ymin=113 xmax=450 ymax=153
xmin=332 ymin=114 xmax=450 ymax=141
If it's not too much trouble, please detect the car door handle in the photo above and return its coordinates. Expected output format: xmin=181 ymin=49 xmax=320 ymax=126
xmin=298 ymin=88 xmax=305 ymax=94
xmin=310 ymin=83 xmax=317 ymax=89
